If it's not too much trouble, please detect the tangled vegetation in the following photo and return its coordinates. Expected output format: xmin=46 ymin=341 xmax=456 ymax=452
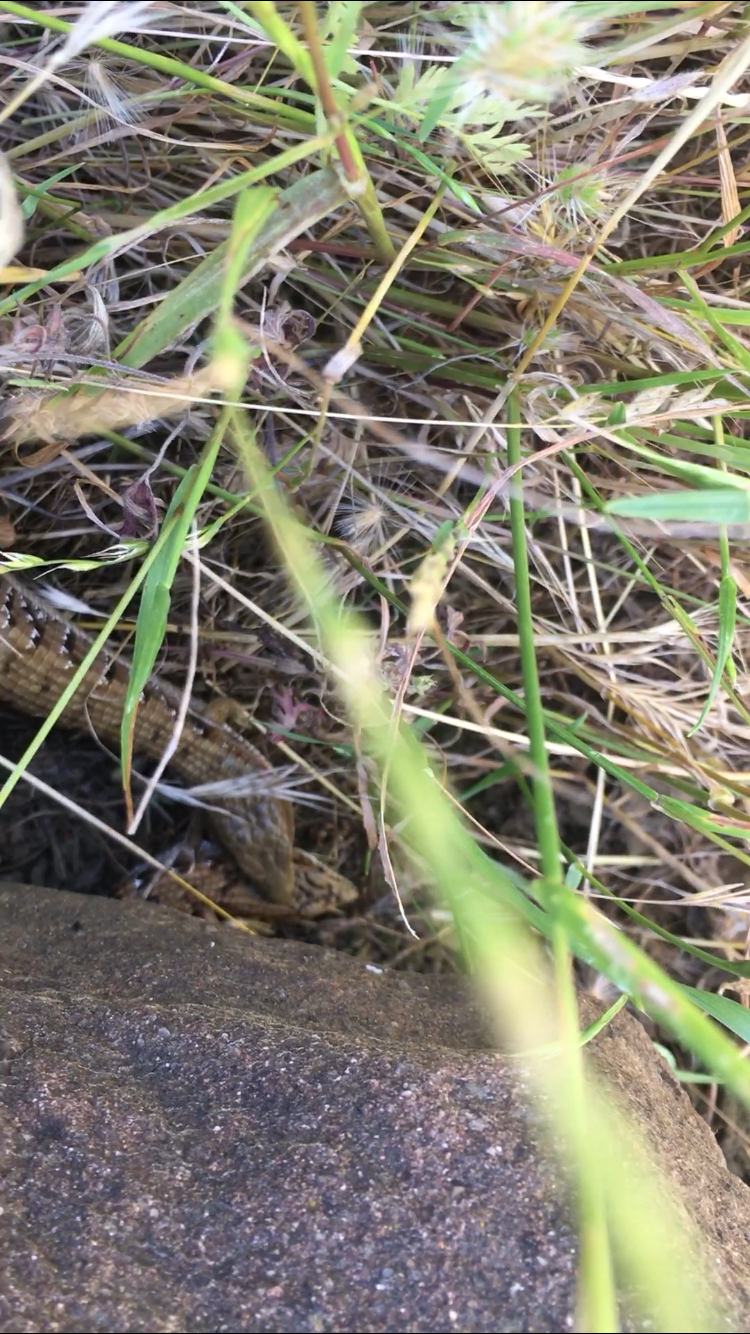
xmin=2 ymin=4 xmax=750 ymax=1327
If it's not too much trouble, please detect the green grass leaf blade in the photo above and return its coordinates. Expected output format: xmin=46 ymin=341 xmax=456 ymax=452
xmin=322 ymin=0 xmax=365 ymax=79
xmin=18 ymin=165 xmax=78 ymax=219
xmin=608 ymin=488 xmax=750 ymax=523
xmin=417 ymin=64 xmax=464 ymax=142
xmin=679 ymin=986 xmax=750 ymax=1043
xmin=246 ymin=1 xmax=316 ymax=86
xmin=120 ymin=430 xmax=224 ymax=787
xmin=0 ymin=140 xmax=335 ymax=321
xmin=689 ymin=573 xmax=736 ymax=737
xmin=117 ymin=169 xmax=348 ymax=370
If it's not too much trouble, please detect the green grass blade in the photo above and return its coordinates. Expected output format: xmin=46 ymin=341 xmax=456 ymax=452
xmin=608 ymin=488 xmax=750 ymax=523
xmin=680 ymin=987 xmax=750 ymax=1044
xmin=246 ymin=1 xmax=316 ymax=86
xmin=229 ymin=403 xmax=734 ymax=1329
xmin=117 ymin=168 xmax=348 ymax=369
xmin=0 ymin=138 xmax=335 ymax=320
xmin=0 ymin=1 xmax=313 ymax=126
xmin=120 ymin=421 xmax=226 ymax=788
xmin=689 ymin=573 xmax=736 ymax=736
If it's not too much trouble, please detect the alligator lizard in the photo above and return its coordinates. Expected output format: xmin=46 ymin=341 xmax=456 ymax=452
xmin=0 ymin=574 xmax=358 ymax=917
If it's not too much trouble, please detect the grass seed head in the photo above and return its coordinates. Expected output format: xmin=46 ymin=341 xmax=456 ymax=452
xmin=463 ymin=1 xmax=593 ymax=106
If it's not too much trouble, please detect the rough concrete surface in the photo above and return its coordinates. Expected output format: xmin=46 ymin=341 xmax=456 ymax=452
xmin=2 ymin=883 xmax=749 ymax=1333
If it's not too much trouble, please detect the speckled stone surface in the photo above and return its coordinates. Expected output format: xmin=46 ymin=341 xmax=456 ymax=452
xmin=2 ymin=884 xmax=749 ymax=1333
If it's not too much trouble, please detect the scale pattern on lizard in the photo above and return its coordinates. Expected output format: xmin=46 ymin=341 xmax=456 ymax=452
xmin=0 ymin=574 xmax=299 ymax=904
